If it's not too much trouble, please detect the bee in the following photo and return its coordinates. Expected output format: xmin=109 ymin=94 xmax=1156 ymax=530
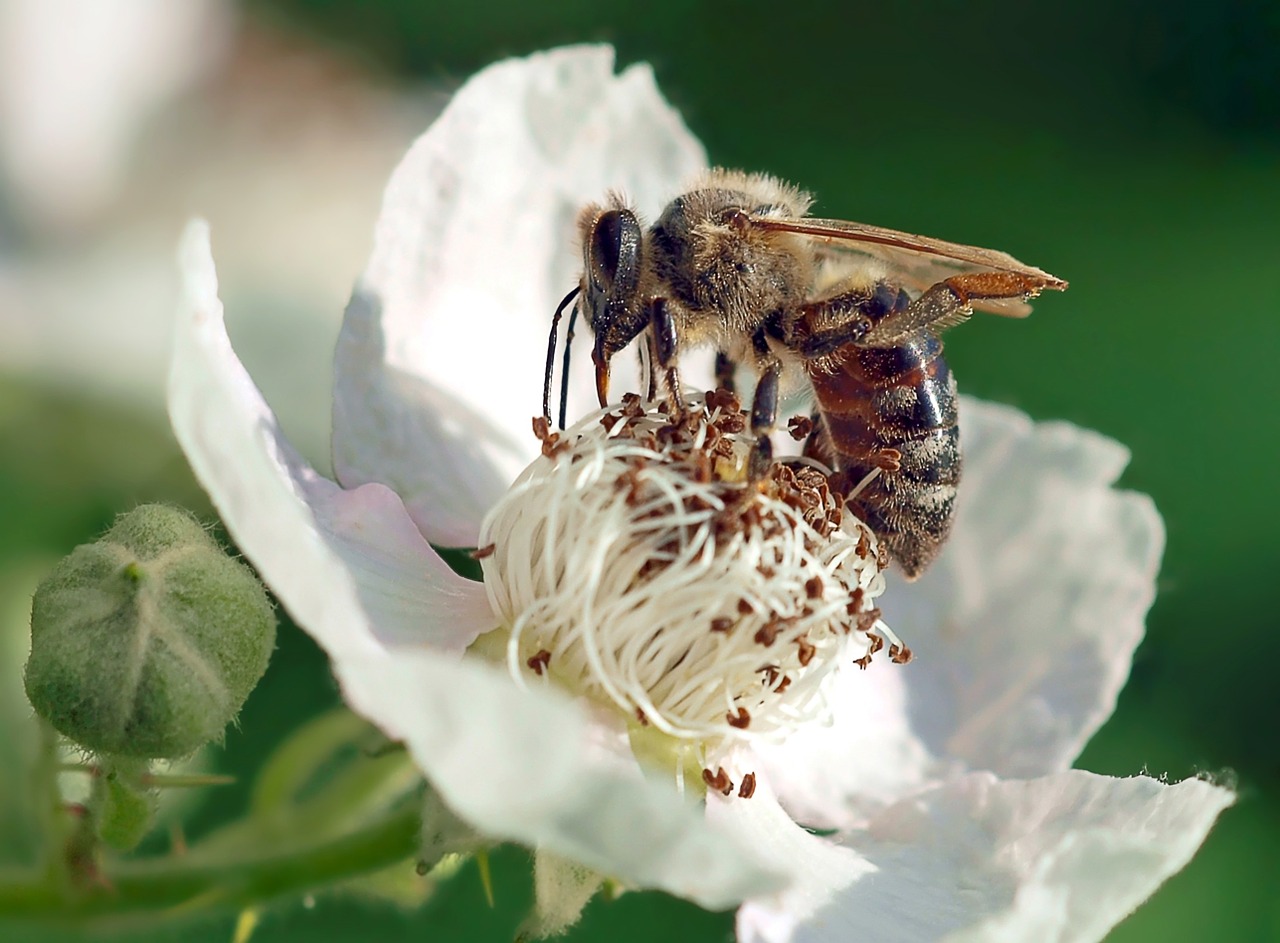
xmin=544 ymin=169 xmax=1066 ymax=579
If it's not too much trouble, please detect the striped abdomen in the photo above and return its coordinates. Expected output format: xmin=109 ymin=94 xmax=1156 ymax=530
xmin=806 ymin=331 xmax=961 ymax=580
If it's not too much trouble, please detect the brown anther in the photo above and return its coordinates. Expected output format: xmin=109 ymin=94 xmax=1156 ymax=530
xmin=738 ymin=772 xmax=757 ymax=799
xmin=600 ymin=411 xmax=621 ymax=432
xmin=787 ymin=415 xmax=814 ymax=441
xmin=889 ymin=644 xmax=914 ymax=665
xmin=471 ymin=543 xmax=496 ymax=560
xmin=727 ymin=707 xmax=751 ymax=729
xmin=775 ymin=676 xmax=791 ymax=693
xmin=853 ymin=654 xmax=873 ymax=670
xmin=796 ymin=637 xmax=816 ymax=667
xmin=710 ymin=617 xmax=735 ymax=634
xmin=754 ymin=620 xmax=782 ymax=646
xmin=526 ymin=649 xmax=552 ymax=676
xmin=737 ymin=598 xmax=755 ymax=616
xmin=855 ymin=528 xmax=872 ymax=560
xmin=532 ymin=415 xmax=552 ymax=441
xmin=804 ymin=576 xmax=824 ymax=600
xmin=868 ymin=634 xmax=885 ymax=655
xmin=718 ymin=412 xmax=746 ymax=434
xmin=540 ymin=432 xmax=566 ymax=458
xmin=845 ymin=587 xmax=865 ymax=615
xmin=635 ymin=708 xmax=649 ymax=726
xmin=702 ymin=767 xmax=734 ymax=796
xmin=853 ymin=607 xmax=882 ymax=634
xmin=706 ymin=388 xmax=741 ymax=413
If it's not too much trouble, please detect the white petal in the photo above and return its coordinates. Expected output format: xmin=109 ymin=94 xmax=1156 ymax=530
xmin=708 ymin=772 xmax=875 ymax=943
xmin=762 ymin=398 xmax=1163 ymax=823
xmin=169 ymin=220 xmax=490 ymax=658
xmin=895 ymin=399 xmax=1163 ymax=777
xmin=736 ymin=770 xmax=1233 ymax=943
xmin=169 ymin=221 xmax=781 ymax=907
xmin=752 ymin=657 xmax=937 ymax=828
xmin=332 ymin=45 xmax=707 ymax=547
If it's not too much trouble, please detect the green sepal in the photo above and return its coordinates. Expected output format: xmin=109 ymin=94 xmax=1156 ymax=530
xmin=92 ymin=759 xmax=157 ymax=851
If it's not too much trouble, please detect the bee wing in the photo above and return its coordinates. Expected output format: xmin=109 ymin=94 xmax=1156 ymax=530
xmin=752 ymin=215 xmax=1067 ymax=317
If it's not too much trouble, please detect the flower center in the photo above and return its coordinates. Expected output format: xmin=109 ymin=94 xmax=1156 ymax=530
xmin=477 ymin=392 xmax=906 ymax=758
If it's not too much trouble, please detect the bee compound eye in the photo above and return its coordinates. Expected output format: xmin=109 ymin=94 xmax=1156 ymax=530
xmin=590 ymin=210 xmax=626 ymax=288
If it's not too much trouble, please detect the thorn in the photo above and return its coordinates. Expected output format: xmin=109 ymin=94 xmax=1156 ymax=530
xmin=475 ymin=850 xmax=495 ymax=907
xmin=141 ymin=772 xmax=236 ymax=788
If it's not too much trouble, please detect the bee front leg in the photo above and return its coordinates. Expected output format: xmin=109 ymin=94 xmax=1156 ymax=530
xmin=648 ymin=298 xmax=686 ymax=419
xmin=747 ymin=329 xmax=782 ymax=483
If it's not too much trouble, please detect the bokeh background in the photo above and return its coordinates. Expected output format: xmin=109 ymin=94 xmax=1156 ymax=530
xmin=2 ymin=1 xmax=1277 ymax=940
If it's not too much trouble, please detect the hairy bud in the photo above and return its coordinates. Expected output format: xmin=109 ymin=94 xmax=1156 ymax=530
xmin=25 ymin=505 xmax=276 ymax=758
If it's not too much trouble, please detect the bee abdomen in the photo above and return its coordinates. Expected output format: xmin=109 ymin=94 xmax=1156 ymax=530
xmin=806 ymin=336 xmax=961 ymax=579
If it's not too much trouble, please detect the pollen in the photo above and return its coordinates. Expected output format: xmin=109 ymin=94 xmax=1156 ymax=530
xmin=477 ymin=393 xmax=903 ymax=750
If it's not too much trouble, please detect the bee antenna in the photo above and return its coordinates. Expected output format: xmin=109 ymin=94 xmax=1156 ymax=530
xmin=544 ymin=285 xmax=582 ymax=428
xmin=558 ymin=300 xmax=580 ymax=431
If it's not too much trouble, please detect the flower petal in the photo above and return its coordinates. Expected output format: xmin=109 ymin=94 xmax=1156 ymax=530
xmin=760 ymin=398 xmax=1163 ymax=824
xmin=169 ymin=220 xmax=490 ymax=658
xmin=333 ymin=45 xmax=707 ymax=547
xmin=894 ymin=398 xmax=1163 ymax=777
xmin=707 ymin=773 xmax=875 ymax=943
xmin=734 ymin=770 xmax=1233 ymax=943
xmin=169 ymin=221 xmax=782 ymax=907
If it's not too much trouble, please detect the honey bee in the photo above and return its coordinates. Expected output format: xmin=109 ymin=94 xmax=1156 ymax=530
xmin=544 ymin=169 xmax=1066 ymax=579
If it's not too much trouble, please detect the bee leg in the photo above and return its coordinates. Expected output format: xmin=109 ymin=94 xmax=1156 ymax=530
xmin=715 ymin=352 xmax=737 ymax=394
xmin=747 ymin=330 xmax=782 ymax=483
xmin=793 ymin=315 xmax=874 ymax=360
xmin=878 ymin=271 xmax=1056 ymax=338
xmin=649 ymin=298 xmax=686 ymax=419
xmin=641 ymin=333 xmax=658 ymax=401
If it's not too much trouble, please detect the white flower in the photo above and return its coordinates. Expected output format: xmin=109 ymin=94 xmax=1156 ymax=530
xmin=167 ymin=45 xmax=1233 ymax=942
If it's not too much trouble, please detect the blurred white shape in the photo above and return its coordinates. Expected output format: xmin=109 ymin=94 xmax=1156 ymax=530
xmin=0 ymin=0 xmax=232 ymax=229
xmin=0 ymin=15 xmax=439 ymax=462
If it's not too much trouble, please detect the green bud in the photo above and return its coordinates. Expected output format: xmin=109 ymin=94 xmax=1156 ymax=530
xmin=25 ymin=505 xmax=276 ymax=758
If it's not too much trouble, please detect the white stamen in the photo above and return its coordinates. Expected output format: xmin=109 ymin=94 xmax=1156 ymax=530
xmin=478 ymin=394 xmax=899 ymax=748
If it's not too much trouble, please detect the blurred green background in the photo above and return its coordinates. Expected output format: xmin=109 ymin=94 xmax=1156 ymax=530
xmin=2 ymin=1 xmax=1277 ymax=940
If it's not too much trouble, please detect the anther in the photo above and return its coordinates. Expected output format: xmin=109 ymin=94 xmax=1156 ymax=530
xmin=526 ymin=650 xmax=552 ymax=675
xmin=702 ymin=767 xmax=734 ymax=796
xmin=738 ymin=772 xmax=757 ymax=799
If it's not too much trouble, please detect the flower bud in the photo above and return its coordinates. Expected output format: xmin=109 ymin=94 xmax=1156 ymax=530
xmin=25 ymin=505 xmax=276 ymax=758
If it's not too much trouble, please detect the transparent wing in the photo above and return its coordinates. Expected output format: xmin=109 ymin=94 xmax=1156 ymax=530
xmin=753 ymin=216 xmax=1067 ymax=317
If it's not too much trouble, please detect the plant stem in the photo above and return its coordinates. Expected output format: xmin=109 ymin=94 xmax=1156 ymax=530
xmin=0 ymin=802 xmax=421 ymax=927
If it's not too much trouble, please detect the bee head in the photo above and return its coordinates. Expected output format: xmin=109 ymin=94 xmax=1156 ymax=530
xmin=579 ymin=204 xmax=646 ymax=406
